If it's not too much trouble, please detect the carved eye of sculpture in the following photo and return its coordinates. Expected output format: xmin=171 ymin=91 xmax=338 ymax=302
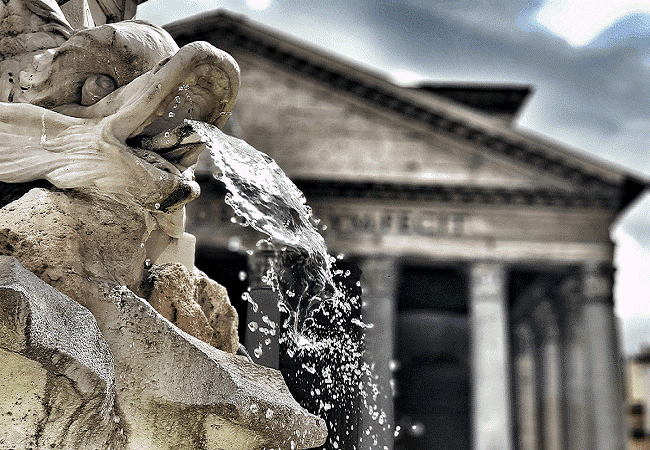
xmin=81 ymin=74 xmax=117 ymax=106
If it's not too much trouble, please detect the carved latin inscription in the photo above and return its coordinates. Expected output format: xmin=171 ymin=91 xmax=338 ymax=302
xmin=325 ymin=208 xmax=466 ymax=237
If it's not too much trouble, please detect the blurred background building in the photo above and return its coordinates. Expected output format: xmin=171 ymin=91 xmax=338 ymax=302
xmin=626 ymin=348 xmax=650 ymax=450
xmin=164 ymin=10 xmax=646 ymax=450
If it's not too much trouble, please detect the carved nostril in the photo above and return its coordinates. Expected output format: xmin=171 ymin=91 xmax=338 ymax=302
xmin=81 ymin=74 xmax=117 ymax=106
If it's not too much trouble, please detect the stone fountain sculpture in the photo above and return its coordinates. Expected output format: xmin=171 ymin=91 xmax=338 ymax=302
xmin=0 ymin=1 xmax=327 ymax=448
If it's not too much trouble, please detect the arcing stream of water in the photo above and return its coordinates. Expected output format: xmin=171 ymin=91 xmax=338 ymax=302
xmin=189 ymin=120 xmax=390 ymax=450
xmin=191 ymin=120 xmax=335 ymax=334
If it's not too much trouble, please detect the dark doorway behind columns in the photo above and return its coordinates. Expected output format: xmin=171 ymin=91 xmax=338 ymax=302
xmin=394 ymin=264 xmax=471 ymax=450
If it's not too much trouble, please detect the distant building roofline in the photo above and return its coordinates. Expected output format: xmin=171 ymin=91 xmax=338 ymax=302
xmin=414 ymin=83 xmax=533 ymax=124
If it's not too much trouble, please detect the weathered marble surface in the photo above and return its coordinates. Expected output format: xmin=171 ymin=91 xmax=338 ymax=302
xmin=0 ymin=2 xmax=327 ymax=448
xmin=0 ymin=255 xmax=326 ymax=450
xmin=142 ymin=262 xmax=240 ymax=353
xmin=0 ymin=256 xmax=123 ymax=450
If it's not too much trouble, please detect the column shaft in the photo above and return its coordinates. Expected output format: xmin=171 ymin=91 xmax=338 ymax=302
xmin=469 ymin=262 xmax=513 ymax=450
xmin=359 ymin=256 xmax=397 ymax=450
xmin=514 ymin=324 xmax=538 ymax=450
xmin=562 ymin=277 xmax=591 ymax=450
xmin=582 ymin=264 xmax=625 ymax=450
xmin=245 ymin=251 xmax=280 ymax=369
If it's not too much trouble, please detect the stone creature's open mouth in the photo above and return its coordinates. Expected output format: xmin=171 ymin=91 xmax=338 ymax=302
xmin=66 ymin=41 xmax=240 ymax=179
xmin=126 ymin=122 xmax=204 ymax=176
xmin=122 ymin=48 xmax=238 ymax=176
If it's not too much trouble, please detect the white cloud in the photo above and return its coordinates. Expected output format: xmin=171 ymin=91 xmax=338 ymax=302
xmin=245 ymin=0 xmax=272 ymax=11
xmin=613 ymin=225 xmax=650 ymax=355
xmin=534 ymin=0 xmax=650 ymax=46
xmin=388 ymin=69 xmax=428 ymax=86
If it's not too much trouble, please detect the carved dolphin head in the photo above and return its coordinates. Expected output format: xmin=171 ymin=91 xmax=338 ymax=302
xmin=0 ymin=20 xmax=239 ymax=235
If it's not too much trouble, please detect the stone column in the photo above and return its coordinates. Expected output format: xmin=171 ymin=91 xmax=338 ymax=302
xmin=469 ymin=262 xmax=513 ymax=450
xmin=245 ymin=250 xmax=281 ymax=369
xmin=582 ymin=263 xmax=625 ymax=450
xmin=561 ymin=276 xmax=591 ymax=450
xmin=514 ymin=324 xmax=538 ymax=450
xmin=358 ymin=256 xmax=397 ymax=450
xmin=537 ymin=303 xmax=562 ymax=450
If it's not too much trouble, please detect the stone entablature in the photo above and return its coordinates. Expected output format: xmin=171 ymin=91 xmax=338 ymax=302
xmin=187 ymin=178 xmax=615 ymax=265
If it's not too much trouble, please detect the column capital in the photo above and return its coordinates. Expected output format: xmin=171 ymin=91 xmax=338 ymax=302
xmin=358 ymin=255 xmax=397 ymax=298
xmin=470 ymin=261 xmax=506 ymax=300
xmin=247 ymin=250 xmax=278 ymax=290
xmin=581 ymin=262 xmax=614 ymax=305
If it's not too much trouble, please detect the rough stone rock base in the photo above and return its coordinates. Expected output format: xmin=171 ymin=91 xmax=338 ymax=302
xmin=141 ymin=262 xmax=239 ymax=353
xmin=0 ymin=256 xmax=123 ymax=449
xmin=0 ymin=256 xmax=327 ymax=449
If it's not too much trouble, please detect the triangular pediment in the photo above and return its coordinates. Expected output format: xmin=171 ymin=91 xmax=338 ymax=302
xmin=227 ymin=56 xmax=590 ymax=195
xmin=166 ymin=10 xmax=647 ymax=211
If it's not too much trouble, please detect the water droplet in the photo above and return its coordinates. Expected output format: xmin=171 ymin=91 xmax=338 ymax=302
xmin=228 ymin=236 xmax=242 ymax=252
xmin=410 ymin=421 xmax=425 ymax=437
xmin=168 ymin=112 xmax=175 ymax=118
xmin=249 ymin=403 xmax=259 ymax=413
xmin=154 ymin=203 xmax=160 ymax=209
xmin=248 ymin=321 xmax=259 ymax=332
xmin=238 ymin=270 xmax=247 ymax=281
xmin=40 ymin=112 xmax=47 ymax=144
xmin=253 ymin=346 xmax=263 ymax=358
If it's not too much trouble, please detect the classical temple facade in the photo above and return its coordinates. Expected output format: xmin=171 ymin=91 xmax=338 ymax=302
xmin=165 ymin=10 xmax=646 ymax=450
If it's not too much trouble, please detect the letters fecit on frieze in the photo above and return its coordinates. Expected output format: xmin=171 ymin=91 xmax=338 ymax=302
xmin=325 ymin=208 xmax=466 ymax=237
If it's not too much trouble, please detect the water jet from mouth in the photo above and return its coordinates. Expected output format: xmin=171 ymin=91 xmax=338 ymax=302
xmin=189 ymin=120 xmax=336 ymax=336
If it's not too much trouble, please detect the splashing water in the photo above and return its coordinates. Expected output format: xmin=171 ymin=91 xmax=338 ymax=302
xmin=186 ymin=120 xmax=389 ymax=449
xmin=189 ymin=120 xmax=335 ymax=334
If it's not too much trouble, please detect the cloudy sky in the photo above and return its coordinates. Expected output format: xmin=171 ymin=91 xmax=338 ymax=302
xmin=138 ymin=0 xmax=650 ymax=354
